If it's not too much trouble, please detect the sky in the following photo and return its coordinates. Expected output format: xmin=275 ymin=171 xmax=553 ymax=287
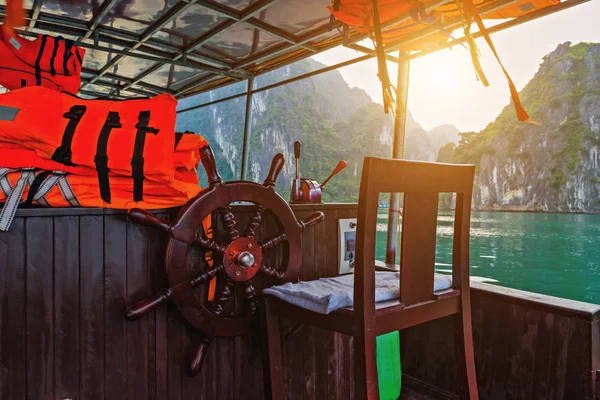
xmin=312 ymin=0 xmax=600 ymax=132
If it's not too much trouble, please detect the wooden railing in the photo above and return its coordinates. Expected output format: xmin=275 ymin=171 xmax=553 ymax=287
xmin=401 ymin=282 xmax=600 ymax=400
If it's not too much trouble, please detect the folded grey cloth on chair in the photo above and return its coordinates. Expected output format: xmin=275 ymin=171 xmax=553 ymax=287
xmin=263 ymin=272 xmax=453 ymax=314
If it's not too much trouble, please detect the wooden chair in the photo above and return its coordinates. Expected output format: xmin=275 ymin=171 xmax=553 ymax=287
xmin=260 ymin=157 xmax=479 ymax=400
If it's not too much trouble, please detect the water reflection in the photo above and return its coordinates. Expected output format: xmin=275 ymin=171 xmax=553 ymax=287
xmin=374 ymin=210 xmax=600 ymax=304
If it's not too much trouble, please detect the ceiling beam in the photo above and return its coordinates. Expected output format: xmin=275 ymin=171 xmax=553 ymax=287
xmin=27 ymin=0 xmax=43 ymax=31
xmin=13 ymin=26 xmax=230 ymax=75
xmin=80 ymin=0 xmax=119 ymax=41
xmin=194 ymin=0 xmax=318 ymax=53
xmin=81 ymin=76 xmax=163 ymax=97
xmin=0 ymin=7 xmax=236 ymax=70
xmin=235 ymin=22 xmax=336 ymax=70
xmin=176 ymin=53 xmax=374 ymax=108
xmin=80 ymin=0 xmax=203 ymax=90
xmin=347 ymin=44 xmax=399 ymax=62
xmin=120 ymin=0 xmax=283 ymax=93
xmin=174 ymin=21 xmax=345 ymax=97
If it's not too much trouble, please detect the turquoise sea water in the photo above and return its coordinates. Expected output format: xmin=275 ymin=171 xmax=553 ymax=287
xmin=374 ymin=210 xmax=600 ymax=305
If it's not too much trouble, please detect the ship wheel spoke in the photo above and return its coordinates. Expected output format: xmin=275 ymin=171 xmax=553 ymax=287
xmin=260 ymin=263 xmax=285 ymax=280
xmin=220 ymin=206 xmax=239 ymax=242
xmin=190 ymin=264 xmax=223 ymax=287
xmin=260 ymin=233 xmax=287 ymax=250
xmin=125 ymin=264 xmax=224 ymax=321
xmin=243 ymin=153 xmax=284 ymax=238
xmin=244 ymin=204 xmax=265 ymax=238
xmin=194 ymin=230 xmax=226 ymax=254
xmin=213 ymin=278 xmax=235 ymax=315
xmin=244 ymin=281 xmax=258 ymax=314
xmin=188 ymin=334 xmax=212 ymax=377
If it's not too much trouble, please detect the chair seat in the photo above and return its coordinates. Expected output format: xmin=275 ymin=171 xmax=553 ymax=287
xmin=263 ymin=271 xmax=453 ymax=315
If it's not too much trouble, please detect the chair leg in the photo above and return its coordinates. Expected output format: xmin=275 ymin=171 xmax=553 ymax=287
xmin=354 ymin=330 xmax=379 ymax=400
xmin=259 ymin=296 xmax=285 ymax=400
xmin=454 ymin=294 xmax=479 ymax=400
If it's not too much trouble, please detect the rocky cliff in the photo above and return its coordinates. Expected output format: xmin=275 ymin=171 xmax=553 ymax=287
xmin=177 ymin=58 xmax=457 ymax=202
xmin=445 ymin=42 xmax=600 ymax=213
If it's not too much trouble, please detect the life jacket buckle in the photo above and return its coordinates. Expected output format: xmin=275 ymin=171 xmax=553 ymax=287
xmin=105 ymin=113 xmax=122 ymax=129
xmin=63 ymin=105 xmax=86 ymax=121
xmin=135 ymin=123 xmax=159 ymax=135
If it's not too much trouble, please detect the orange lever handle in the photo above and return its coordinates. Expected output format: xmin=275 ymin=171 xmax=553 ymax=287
xmin=321 ymin=160 xmax=347 ymax=189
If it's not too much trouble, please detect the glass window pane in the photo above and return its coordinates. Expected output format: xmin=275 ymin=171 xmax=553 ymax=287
xmin=176 ymin=94 xmax=245 ymax=187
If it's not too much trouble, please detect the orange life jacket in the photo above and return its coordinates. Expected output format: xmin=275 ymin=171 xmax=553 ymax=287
xmin=436 ymin=0 xmax=559 ymax=19
xmin=0 ymin=86 xmax=186 ymax=200
xmin=0 ymin=132 xmax=208 ymax=231
xmin=0 ymin=24 xmax=84 ymax=94
xmin=329 ymin=0 xmax=559 ymax=41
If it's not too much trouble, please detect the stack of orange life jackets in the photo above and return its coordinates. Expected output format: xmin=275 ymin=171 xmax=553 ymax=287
xmin=0 ymin=86 xmax=209 ymax=231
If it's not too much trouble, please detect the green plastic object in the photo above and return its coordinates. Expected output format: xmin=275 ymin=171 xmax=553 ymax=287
xmin=376 ymin=331 xmax=402 ymax=399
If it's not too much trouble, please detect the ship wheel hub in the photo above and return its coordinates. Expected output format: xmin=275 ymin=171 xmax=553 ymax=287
xmin=223 ymin=236 xmax=261 ymax=282
xmin=237 ymin=251 xmax=255 ymax=268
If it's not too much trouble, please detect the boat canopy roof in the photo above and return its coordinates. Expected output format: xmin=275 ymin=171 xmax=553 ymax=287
xmin=0 ymin=0 xmax=588 ymax=100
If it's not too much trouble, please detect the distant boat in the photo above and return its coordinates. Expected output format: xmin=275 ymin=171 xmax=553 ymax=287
xmin=379 ymin=201 xmax=389 ymax=208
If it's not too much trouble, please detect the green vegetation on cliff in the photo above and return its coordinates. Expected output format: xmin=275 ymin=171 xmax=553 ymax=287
xmin=449 ymin=42 xmax=597 ymax=179
xmin=442 ymin=42 xmax=600 ymax=212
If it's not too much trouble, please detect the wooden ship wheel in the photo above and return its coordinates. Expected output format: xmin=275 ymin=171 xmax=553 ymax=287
xmin=125 ymin=146 xmax=324 ymax=376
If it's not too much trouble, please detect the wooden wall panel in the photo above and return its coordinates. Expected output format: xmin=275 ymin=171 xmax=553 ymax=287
xmin=104 ymin=214 xmax=128 ymax=398
xmin=26 ymin=217 xmax=54 ymax=400
xmin=1 ymin=205 xmax=598 ymax=400
xmin=79 ymin=215 xmax=105 ymax=400
xmin=53 ymin=216 xmax=80 ymax=400
xmin=0 ymin=217 xmax=26 ymax=400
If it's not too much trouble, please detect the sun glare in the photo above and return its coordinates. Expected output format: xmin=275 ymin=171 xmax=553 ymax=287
xmin=427 ymin=66 xmax=452 ymax=90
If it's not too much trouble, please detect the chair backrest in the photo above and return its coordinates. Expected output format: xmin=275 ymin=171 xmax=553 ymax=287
xmin=354 ymin=157 xmax=475 ymax=313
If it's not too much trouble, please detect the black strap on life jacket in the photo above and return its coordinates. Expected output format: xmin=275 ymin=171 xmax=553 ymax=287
xmin=64 ymin=39 xmax=74 ymax=76
xmin=20 ymin=79 xmax=26 ymax=88
xmin=175 ymin=132 xmax=184 ymax=150
xmin=24 ymin=171 xmax=52 ymax=207
xmin=131 ymin=110 xmax=159 ymax=202
xmin=75 ymin=48 xmax=83 ymax=66
xmin=52 ymin=105 xmax=87 ymax=166
xmin=94 ymin=111 xmax=122 ymax=204
xmin=49 ymin=37 xmax=60 ymax=77
xmin=174 ymin=130 xmax=195 ymax=150
xmin=34 ymin=35 xmax=48 ymax=86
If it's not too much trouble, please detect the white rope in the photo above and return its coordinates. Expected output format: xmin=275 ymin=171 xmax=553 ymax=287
xmin=0 ymin=169 xmax=80 ymax=231
xmin=0 ymin=169 xmax=35 ymax=231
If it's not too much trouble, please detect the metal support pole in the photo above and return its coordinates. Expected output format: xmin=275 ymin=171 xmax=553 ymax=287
xmin=385 ymin=51 xmax=410 ymax=264
xmin=240 ymin=77 xmax=255 ymax=180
